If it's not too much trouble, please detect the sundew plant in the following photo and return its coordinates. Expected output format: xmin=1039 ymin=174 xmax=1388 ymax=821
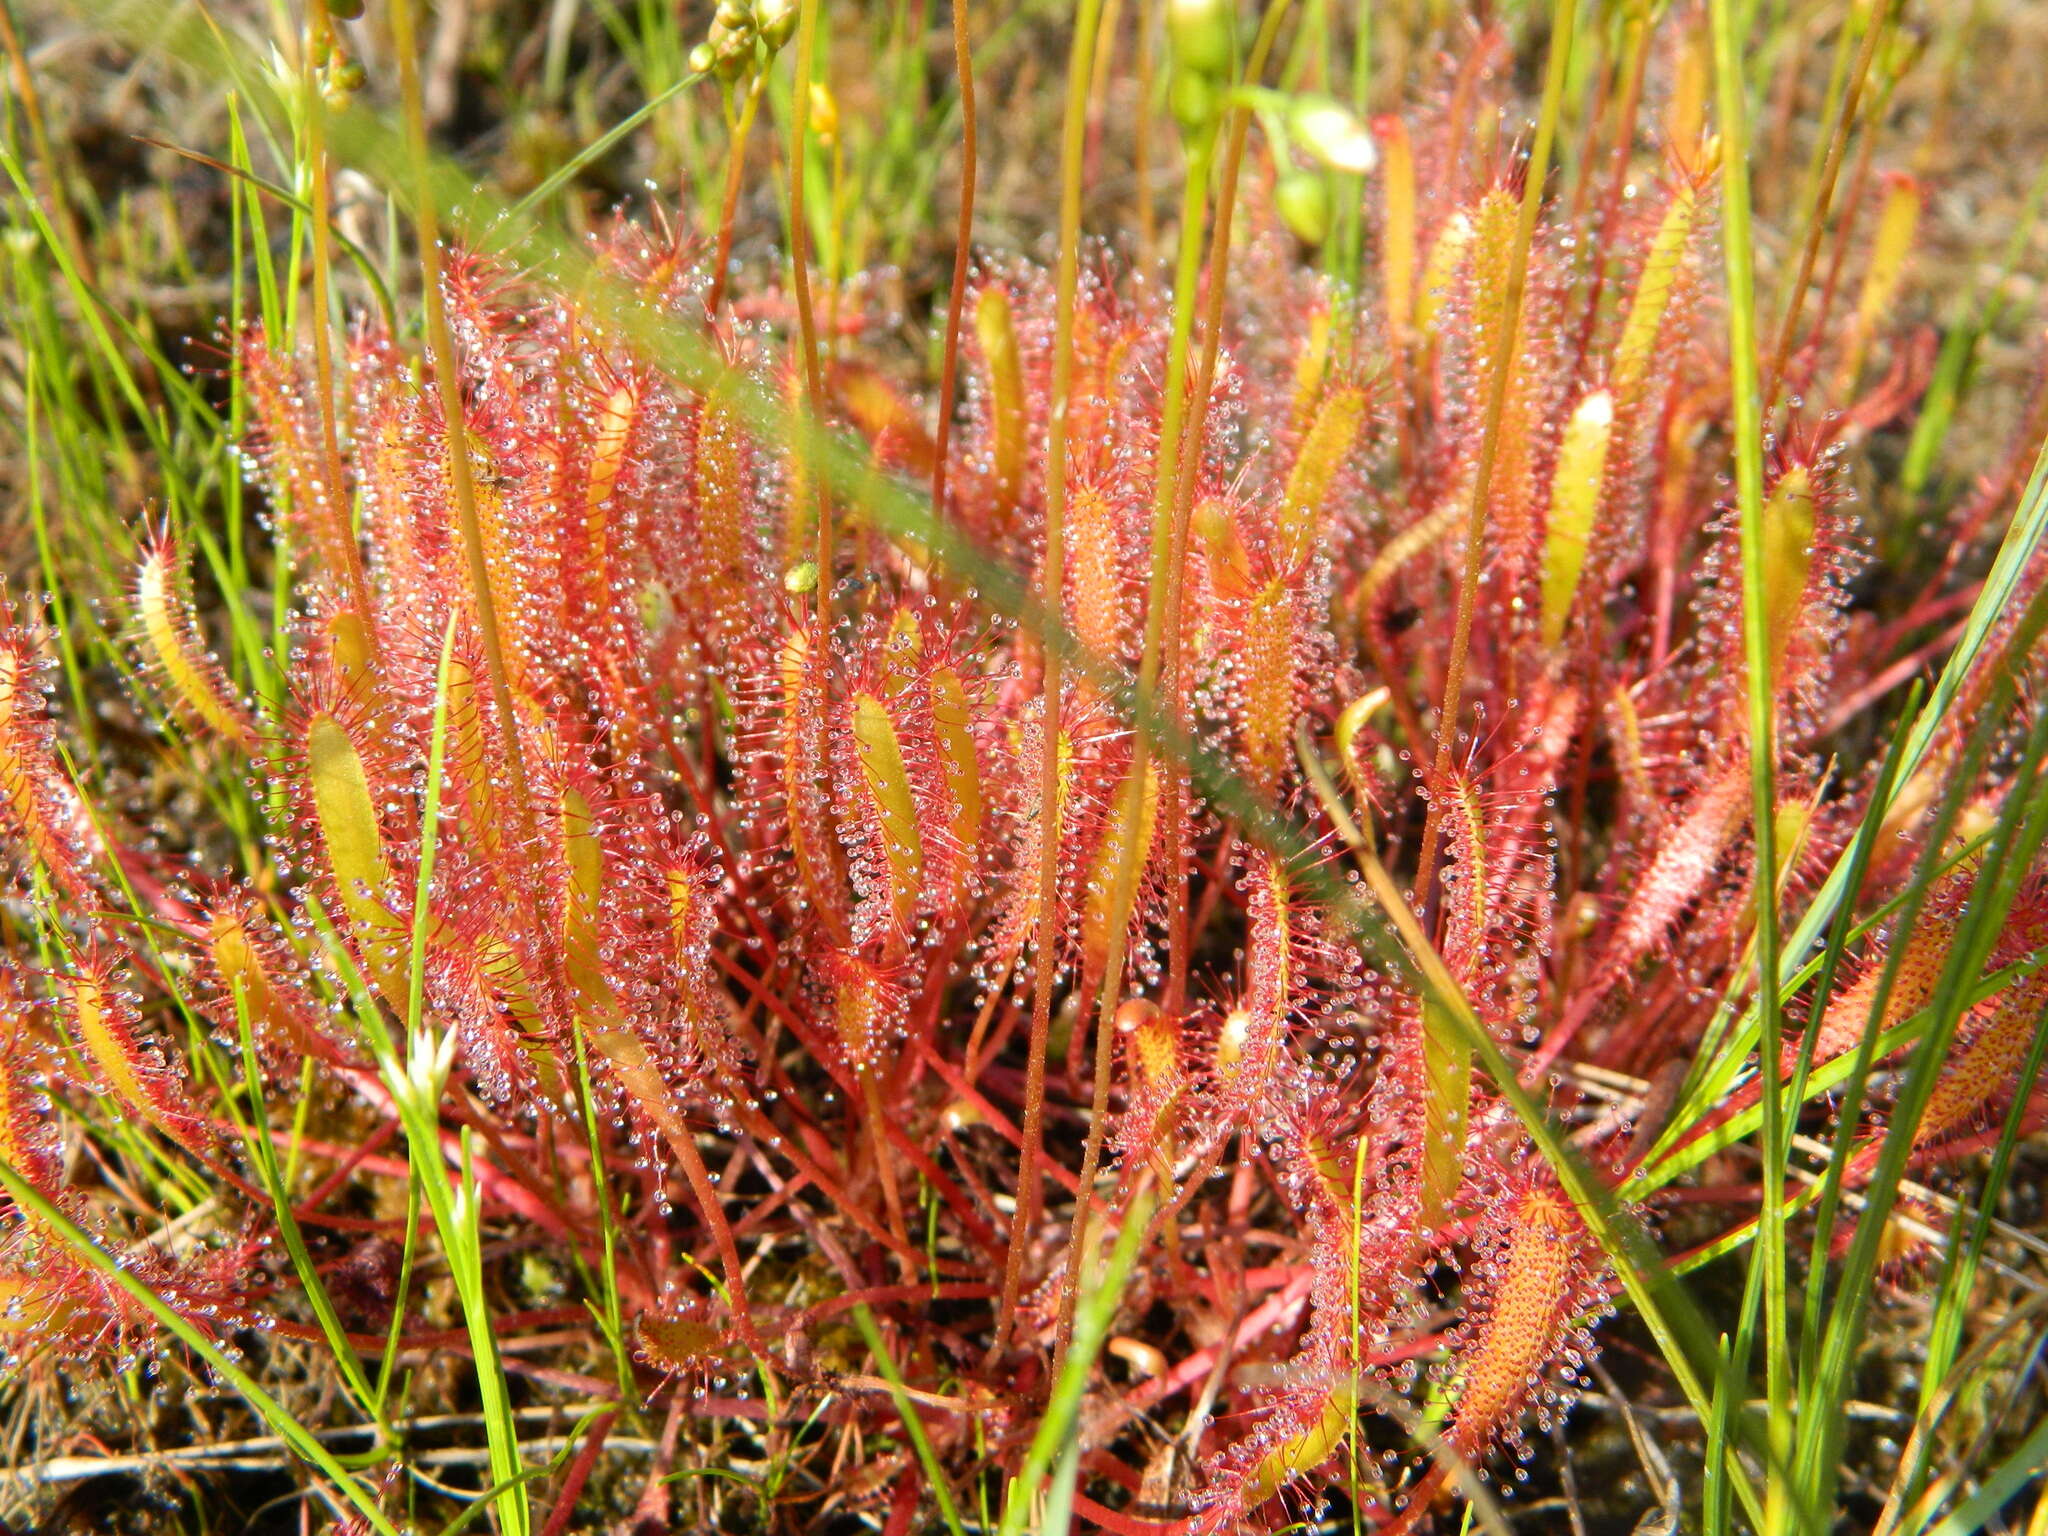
xmin=2 ymin=0 xmax=2048 ymax=1532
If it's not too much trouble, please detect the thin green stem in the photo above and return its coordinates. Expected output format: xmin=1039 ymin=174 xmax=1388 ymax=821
xmin=1057 ymin=0 xmax=1298 ymax=1357
xmin=388 ymin=0 xmax=539 ymax=854
xmin=1411 ymin=0 xmax=1579 ymax=908
xmin=990 ymin=0 xmax=1104 ymax=1369
xmin=1159 ymin=4 xmax=1293 ymax=1020
xmin=1792 ymin=690 xmax=1924 ymax=1367
xmin=706 ymin=74 xmax=767 ymax=322
xmin=1706 ymin=0 xmax=1792 ymax=1523
xmin=789 ymin=0 xmax=833 ymax=639
xmin=299 ymin=0 xmax=378 ymax=644
xmin=570 ymin=1019 xmax=638 ymax=1408
xmin=1052 ymin=115 xmax=1213 ymax=1356
xmin=1759 ymin=0 xmax=1894 ymax=414
xmin=231 ymin=988 xmax=384 ymax=1430
xmin=371 ymin=1169 xmax=420 ymax=1415
xmin=928 ymin=0 xmax=978 ymax=525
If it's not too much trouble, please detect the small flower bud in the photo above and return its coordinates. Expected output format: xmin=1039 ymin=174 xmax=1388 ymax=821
xmin=1274 ymin=170 xmax=1331 ymax=247
xmin=754 ymin=0 xmax=798 ymax=48
xmin=1289 ymin=97 xmax=1377 ymax=174
xmin=327 ymin=0 xmax=365 ymax=19
xmin=1167 ymin=0 xmax=1235 ymax=79
xmin=323 ymin=56 xmax=366 ymax=106
xmin=703 ymin=14 xmax=755 ymax=78
xmin=808 ymin=81 xmax=839 ymax=146
xmin=1169 ymin=68 xmax=1220 ymax=135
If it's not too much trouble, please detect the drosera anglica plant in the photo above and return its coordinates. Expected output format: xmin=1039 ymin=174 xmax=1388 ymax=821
xmin=4 ymin=1 xmax=2048 ymax=1533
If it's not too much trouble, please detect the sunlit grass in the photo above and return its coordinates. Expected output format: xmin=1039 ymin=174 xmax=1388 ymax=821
xmin=2 ymin=1 xmax=2047 ymax=1532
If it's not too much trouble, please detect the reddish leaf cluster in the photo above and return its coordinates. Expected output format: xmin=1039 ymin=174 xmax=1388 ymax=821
xmin=1 ymin=34 xmax=2043 ymax=1534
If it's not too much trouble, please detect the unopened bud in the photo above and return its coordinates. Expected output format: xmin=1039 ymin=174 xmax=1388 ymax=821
xmin=1169 ymin=68 xmax=1220 ymax=135
xmin=754 ymin=0 xmax=798 ymax=48
xmin=1290 ymin=98 xmax=1377 ymax=174
xmin=327 ymin=0 xmax=365 ymax=20
xmin=704 ymin=14 xmax=754 ymax=78
xmin=1167 ymin=0 xmax=1235 ymax=79
xmin=1275 ymin=170 xmax=1331 ymax=246
xmin=323 ymin=57 xmax=366 ymax=105
xmin=808 ymin=81 xmax=839 ymax=146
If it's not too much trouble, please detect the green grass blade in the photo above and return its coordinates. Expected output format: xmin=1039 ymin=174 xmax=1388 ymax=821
xmin=993 ymin=1187 xmax=1154 ymax=1536
xmin=1898 ymin=993 xmax=2048 ymax=1520
xmin=1917 ymin=1415 xmax=2048 ymax=1536
xmin=1797 ymin=698 xmax=2048 ymax=1517
xmin=0 ymin=1160 xmax=402 ymax=1536
xmin=850 ymin=1305 xmax=968 ymax=1536
xmin=1672 ymin=432 xmax=2048 ymax=1144
xmin=230 ymin=987 xmax=385 ymax=1424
